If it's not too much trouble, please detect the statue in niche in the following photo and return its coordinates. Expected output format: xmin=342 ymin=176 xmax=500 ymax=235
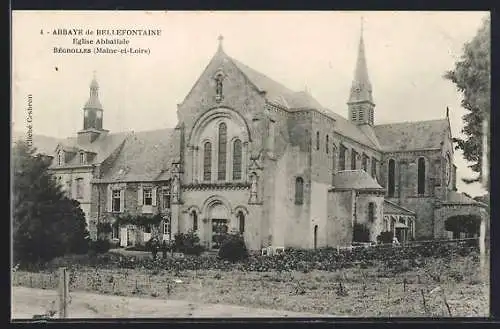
xmin=214 ymin=71 xmax=224 ymax=102
xmin=249 ymin=173 xmax=258 ymax=203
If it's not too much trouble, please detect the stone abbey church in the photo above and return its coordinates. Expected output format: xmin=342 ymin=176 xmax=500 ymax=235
xmin=45 ymin=31 xmax=488 ymax=251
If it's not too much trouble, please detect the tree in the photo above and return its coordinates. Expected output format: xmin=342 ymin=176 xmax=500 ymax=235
xmin=12 ymin=141 xmax=90 ymax=264
xmin=444 ymin=16 xmax=490 ymax=188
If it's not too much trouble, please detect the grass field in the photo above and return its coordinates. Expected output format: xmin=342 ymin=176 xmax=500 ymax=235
xmin=12 ymin=253 xmax=489 ymax=317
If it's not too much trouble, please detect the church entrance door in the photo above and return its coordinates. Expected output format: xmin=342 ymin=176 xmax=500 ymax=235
xmin=313 ymin=225 xmax=318 ymax=249
xmin=208 ymin=202 xmax=230 ymax=250
xmin=211 ymin=219 xmax=228 ymax=249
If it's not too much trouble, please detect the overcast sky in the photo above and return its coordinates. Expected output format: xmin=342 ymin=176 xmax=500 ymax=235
xmin=12 ymin=11 xmax=489 ymax=196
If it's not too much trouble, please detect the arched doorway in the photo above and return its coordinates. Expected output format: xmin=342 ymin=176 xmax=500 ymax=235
xmin=313 ymin=225 xmax=318 ymax=249
xmin=209 ymin=203 xmax=230 ymax=249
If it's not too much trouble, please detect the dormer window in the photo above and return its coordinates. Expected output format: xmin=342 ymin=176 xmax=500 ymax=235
xmin=57 ymin=151 xmax=64 ymax=166
xmin=79 ymin=152 xmax=85 ymax=165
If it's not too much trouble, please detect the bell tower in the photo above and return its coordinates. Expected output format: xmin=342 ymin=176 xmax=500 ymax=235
xmin=78 ymin=72 xmax=108 ymax=144
xmin=348 ymin=18 xmax=376 ymax=126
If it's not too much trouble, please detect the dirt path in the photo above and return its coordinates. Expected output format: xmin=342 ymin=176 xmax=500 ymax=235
xmin=11 ymin=287 xmax=331 ymax=319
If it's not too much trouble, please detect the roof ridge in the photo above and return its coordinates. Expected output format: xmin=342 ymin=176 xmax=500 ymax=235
xmin=374 ymin=118 xmax=448 ymax=127
xmin=384 ymin=199 xmax=416 ymax=214
xmin=229 ymin=56 xmax=297 ymax=95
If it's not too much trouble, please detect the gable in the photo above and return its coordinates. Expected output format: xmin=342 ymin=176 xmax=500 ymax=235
xmin=177 ymin=48 xmax=267 ymax=133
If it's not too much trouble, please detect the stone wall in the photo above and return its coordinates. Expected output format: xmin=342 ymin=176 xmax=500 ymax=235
xmin=327 ymin=189 xmax=354 ymax=247
xmin=355 ymin=191 xmax=384 ymax=242
xmin=51 ymin=168 xmax=94 ymax=227
xmin=399 ymin=197 xmax=436 ymax=238
xmin=310 ymin=181 xmax=329 ymax=248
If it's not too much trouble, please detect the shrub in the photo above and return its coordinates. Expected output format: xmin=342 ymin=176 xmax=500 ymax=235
xmin=125 ymin=244 xmax=147 ymax=252
xmin=353 ymin=223 xmax=370 ymax=242
xmin=174 ymin=231 xmax=205 ymax=256
xmin=89 ymin=239 xmax=110 ymax=254
xmin=217 ymin=233 xmax=249 ymax=262
xmin=377 ymin=231 xmax=393 ymax=244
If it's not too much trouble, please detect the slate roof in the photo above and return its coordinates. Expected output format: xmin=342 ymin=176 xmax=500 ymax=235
xmin=50 ymin=131 xmax=130 ymax=168
xmin=99 ymin=128 xmax=179 ymax=182
xmin=332 ymin=170 xmax=383 ymax=190
xmin=12 ymin=131 xmax=62 ymax=156
xmin=231 ymin=58 xmax=324 ymax=109
xmin=230 ymin=56 xmax=381 ymax=150
xmin=383 ymin=200 xmax=416 ymax=216
xmin=373 ymin=119 xmax=449 ymax=152
xmin=325 ymin=111 xmax=380 ymax=149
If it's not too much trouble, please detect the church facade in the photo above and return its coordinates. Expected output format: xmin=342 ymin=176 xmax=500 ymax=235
xmin=47 ymin=31 xmax=488 ymax=251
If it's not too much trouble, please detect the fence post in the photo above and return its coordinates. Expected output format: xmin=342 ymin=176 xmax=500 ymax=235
xmin=58 ymin=267 xmax=69 ymax=318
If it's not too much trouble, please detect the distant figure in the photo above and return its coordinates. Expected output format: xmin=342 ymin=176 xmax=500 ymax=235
xmin=392 ymin=236 xmax=400 ymax=246
xmin=162 ymin=240 xmax=168 ymax=259
xmin=151 ymin=238 xmax=159 ymax=260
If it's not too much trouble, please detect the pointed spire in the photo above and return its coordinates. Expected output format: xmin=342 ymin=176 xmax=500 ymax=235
xmin=217 ymin=34 xmax=224 ymax=52
xmin=348 ymin=17 xmax=374 ymax=104
xmin=85 ymin=72 xmax=102 ymax=110
xmin=90 ymin=70 xmax=99 ymax=89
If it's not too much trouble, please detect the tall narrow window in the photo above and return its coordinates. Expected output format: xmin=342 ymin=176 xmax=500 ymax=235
xmin=371 ymin=157 xmax=377 ymax=178
xmin=218 ymin=123 xmax=227 ymax=180
xmin=203 ymin=141 xmax=212 ymax=181
xmin=326 ymin=135 xmax=329 ymax=154
xmin=163 ymin=188 xmax=171 ymax=209
xmin=192 ymin=211 xmax=198 ymax=231
xmin=351 ymin=150 xmax=357 ymax=170
xmin=316 ymin=131 xmax=320 ymax=151
xmin=238 ymin=211 xmax=245 ymax=234
xmin=143 ymin=188 xmax=153 ymax=206
xmin=295 ymin=177 xmax=304 ymax=205
xmin=339 ymin=145 xmax=347 ymax=171
xmin=362 ymin=154 xmax=369 ymax=172
xmin=332 ymin=146 xmax=337 ymax=173
xmin=163 ymin=220 xmax=171 ymax=236
xmin=232 ymin=139 xmax=242 ymax=180
xmin=359 ymin=110 xmax=364 ymax=122
xmin=418 ymin=157 xmax=426 ymax=195
xmin=112 ymin=190 xmax=121 ymax=212
xmin=368 ymin=203 xmax=375 ymax=223
xmin=79 ymin=152 xmax=85 ymax=165
xmin=75 ymin=178 xmax=83 ymax=199
xmin=305 ymin=129 xmax=310 ymax=151
xmin=388 ymin=159 xmax=396 ymax=197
